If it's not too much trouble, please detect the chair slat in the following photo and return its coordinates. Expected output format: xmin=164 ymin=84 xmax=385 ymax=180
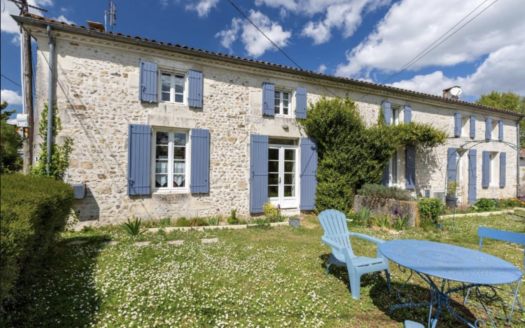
xmin=479 ymin=227 xmax=525 ymax=246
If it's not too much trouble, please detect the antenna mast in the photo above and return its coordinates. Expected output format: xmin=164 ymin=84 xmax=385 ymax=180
xmin=104 ymin=1 xmax=116 ymax=31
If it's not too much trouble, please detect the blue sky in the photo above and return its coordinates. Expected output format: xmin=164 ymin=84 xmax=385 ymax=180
xmin=2 ymin=0 xmax=524 ymax=115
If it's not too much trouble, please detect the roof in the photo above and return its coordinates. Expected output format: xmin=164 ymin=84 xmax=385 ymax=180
xmin=13 ymin=13 xmax=524 ymax=119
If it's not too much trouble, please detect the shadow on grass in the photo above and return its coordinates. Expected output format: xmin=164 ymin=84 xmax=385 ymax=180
xmin=3 ymin=235 xmax=109 ymax=328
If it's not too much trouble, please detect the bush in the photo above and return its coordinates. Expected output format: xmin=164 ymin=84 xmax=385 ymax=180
xmin=1 ymin=174 xmax=74 ymax=306
xmin=121 ymin=218 xmax=144 ymax=236
xmin=189 ymin=218 xmax=209 ymax=227
xmin=357 ymin=184 xmax=411 ymax=201
xmin=175 ymin=217 xmax=190 ymax=227
xmin=475 ymin=198 xmax=495 ymax=212
xmin=418 ymin=198 xmax=444 ymax=223
xmin=227 ymin=209 xmax=239 ymax=225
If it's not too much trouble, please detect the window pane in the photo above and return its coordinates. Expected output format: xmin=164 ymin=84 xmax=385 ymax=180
xmin=173 ymin=133 xmax=186 ymax=146
xmin=162 ymin=74 xmax=171 ymax=89
xmin=173 ymin=175 xmax=185 ymax=187
xmin=174 ymin=147 xmax=185 ymax=160
xmin=284 ymin=173 xmax=295 ymax=185
xmin=161 ymin=92 xmax=170 ymax=102
xmin=268 ymin=186 xmax=278 ymax=198
xmin=174 ymin=75 xmax=184 ymax=86
xmin=175 ymin=85 xmax=184 ymax=94
xmin=155 ymin=175 xmax=168 ymax=188
xmin=173 ymin=162 xmax=185 ymax=174
xmin=175 ymin=94 xmax=184 ymax=103
xmin=269 ymin=148 xmax=279 ymax=160
xmin=268 ymin=173 xmax=279 ymax=185
xmin=156 ymin=146 xmax=168 ymax=159
xmin=284 ymin=186 xmax=295 ymax=197
xmin=283 ymin=92 xmax=289 ymax=100
xmin=283 ymin=107 xmax=289 ymax=115
xmin=156 ymin=161 xmax=168 ymax=174
xmin=269 ymin=138 xmax=297 ymax=145
xmin=285 ymin=161 xmax=295 ymax=173
xmin=268 ymin=161 xmax=279 ymax=173
xmin=275 ymin=91 xmax=280 ymax=99
xmin=284 ymin=149 xmax=295 ymax=161
xmin=156 ymin=132 xmax=169 ymax=145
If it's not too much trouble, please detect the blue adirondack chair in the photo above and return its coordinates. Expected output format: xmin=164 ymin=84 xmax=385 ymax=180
xmin=463 ymin=227 xmax=525 ymax=324
xmin=318 ymin=209 xmax=391 ymax=299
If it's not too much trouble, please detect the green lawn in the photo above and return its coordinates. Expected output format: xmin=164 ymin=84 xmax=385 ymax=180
xmin=6 ymin=214 xmax=525 ymax=328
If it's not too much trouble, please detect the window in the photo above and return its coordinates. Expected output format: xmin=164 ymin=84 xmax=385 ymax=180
xmin=489 ymin=152 xmax=499 ymax=186
xmin=161 ymin=73 xmax=185 ymax=103
xmin=274 ymin=91 xmax=290 ymax=116
xmin=491 ymin=121 xmax=498 ymax=140
xmin=154 ymin=131 xmax=188 ymax=190
xmin=461 ymin=117 xmax=469 ymax=137
xmin=387 ymin=151 xmax=398 ymax=186
xmin=268 ymin=138 xmax=298 ymax=208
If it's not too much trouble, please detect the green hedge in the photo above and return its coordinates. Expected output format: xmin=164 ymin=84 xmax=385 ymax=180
xmin=357 ymin=184 xmax=412 ymax=201
xmin=0 ymin=174 xmax=74 ymax=306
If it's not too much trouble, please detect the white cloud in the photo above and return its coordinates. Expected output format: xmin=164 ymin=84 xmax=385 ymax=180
xmin=11 ymin=34 xmax=21 ymax=45
xmin=50 ymin=15 xmax=75 ymax=25
xmin=257 ymin=0 xmax=390 ymax=44
xmin=216 ymin=10 xmax=292 ymax=58
xmin=336 ymin=0 xmax=525 ymax=78
xmin=1 ymin=90 xmax=23 ymax=105
xmin=1 ymin=0 xmax=53 ymax=34
xmin=389 ymin=43 xmax=525 ymax=97
xmin=186 ymin=0 xmax=219 ymax=17
xmin=318 ymin=64 xmax=327 ymax=73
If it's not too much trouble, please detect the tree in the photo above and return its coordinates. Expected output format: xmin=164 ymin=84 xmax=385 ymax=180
xmin=0 ymin=102 xmax=23 ymax=173
xmin=476 ymin=91 xmax=525 ymax=147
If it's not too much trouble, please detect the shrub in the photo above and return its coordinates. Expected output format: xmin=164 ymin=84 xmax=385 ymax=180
xmin=357 ymin=184 xmax=411 ymax=201
xmin=393 ymin=215 xmax=409 ymax=231
xmin=159 ymin=217 xmax=171 ymax=227
xmin=375 ymin=215 xmax=390 ymax=229
xmin=208 ymin=216 xmax=221 ymax=226
xmin=189 ymin=218 xmax=209 ymax=227
xmin=121 ymin=218 xmax=144 ymax=236
xmin=262 ymin=203 xmax=285 ymax=222
xmin=356 ymin=207 xmax=372 ymax=226
xmin=418 ymin=198 xmax=444 ymax=224
xmin=1 ymin=174 xmax=74 ymax=306
xmin=227 ymin=209 xmax=239 ymax=225
xmin=475 ymin=198 xmax=495 ymax=212
xmin=175 ymin=217 xmax=190 ymax=227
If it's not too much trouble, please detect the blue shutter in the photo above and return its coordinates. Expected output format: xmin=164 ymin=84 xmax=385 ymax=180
xmin=127 ymin=124 xmax=151 ymax=195
xmin=190 ymin=129 xmax=210 ymax=193
xmin=468 ymin=149 xmax=477 ymax=204
xmin=250 ymin=135 xmax=269 ymax=213
xmin=482 ymin=151 xmax=490 ymax=188
xmin=404 ymin=105 xmax=412 ymax=123
xmin=381 ymin=165 xmax=389 ymax=186
xmin=485 ymin=118 xmax=492 ymax=140
xmin=498 ymin=120 xmax=503 ymax=141
xmin=382 ymin=102 xmax=391 ymax=125
xmin=295 ymin=87 xmax=307 ymax=119
xmin=454 ymin=113 xmax=461 ymax=137
xmin=405 ymin=145 xmax=416 ymax=190
xmin=139 ymin=61 xmax=158 ymax=103
xmin=188 ymin=70 xmax=203 ymax=108
xmin=447 ymin=148 xmax=457 ymax=184
xmin=500 ymin=152 xmax=506 ymax=187
xmin=262 ymin=83 xmax=275 ymax=116
xmin=470 ymin=116 xmax=476 ymax=139
xmin=300 ymin=137 xmax=318 ymax=210
xmin=424 ymin=190 xmax=430 ymax=198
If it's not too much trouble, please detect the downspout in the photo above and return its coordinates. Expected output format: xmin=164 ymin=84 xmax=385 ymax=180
xmin=46 ymin=26 xmax=55 ymax=175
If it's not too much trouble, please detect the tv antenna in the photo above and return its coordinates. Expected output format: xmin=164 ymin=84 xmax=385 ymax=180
xmin=104 ymin=0 xmax=116 ymax=31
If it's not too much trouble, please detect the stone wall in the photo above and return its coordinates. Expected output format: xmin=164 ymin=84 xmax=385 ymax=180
xmin=31 ymin=28 xmax=521 ymax=226
xmin=353 ymin=195 xmax=420 ymax=227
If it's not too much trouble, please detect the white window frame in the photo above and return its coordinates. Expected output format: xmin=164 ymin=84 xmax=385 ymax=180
xmin=160 ymin=71 xmax=187 ymax=105
xmin=489 ymin=152 xmax=499 ymax=187
xmin=151 ymin=128 xmax=190 ymax=193
xmin=491 ymin=119 xmax=498 ymax=140
xmin=268 ymin=140 xmax=299 ymax=209
xmin=387 ymin=150 xmax=398 ymax=187
xmin=461 ymin=116 xmax=469 ymax=137
xmin=274 ymin=89 xmax=292 ymax=117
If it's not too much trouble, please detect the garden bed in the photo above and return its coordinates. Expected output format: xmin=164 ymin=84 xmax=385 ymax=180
xmin=353 ymin=195 xmax=420 ymax=227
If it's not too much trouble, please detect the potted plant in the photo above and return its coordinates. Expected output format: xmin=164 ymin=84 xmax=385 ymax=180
xmin=445 ymin=181 xmax=459 ymax=209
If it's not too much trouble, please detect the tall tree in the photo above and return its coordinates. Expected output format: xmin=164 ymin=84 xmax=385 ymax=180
xmin=476 ymin=91 xmax=525 ymax=147
xmin=0 ymin=102 xmax=23 ymax=173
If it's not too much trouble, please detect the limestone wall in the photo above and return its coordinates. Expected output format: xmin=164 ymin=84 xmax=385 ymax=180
xmin=31 ymin=29 xmax=521 ymax=225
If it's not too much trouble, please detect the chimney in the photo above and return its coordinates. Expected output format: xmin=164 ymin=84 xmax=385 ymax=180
xmin=87 ymin=21 xmax=105 ymax=32
xmin=443 ymin=86 xmax=462 ymax=100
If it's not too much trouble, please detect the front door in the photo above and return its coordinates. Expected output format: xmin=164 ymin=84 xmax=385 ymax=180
xmin=268 ymin=144 xmax=298 ymax=208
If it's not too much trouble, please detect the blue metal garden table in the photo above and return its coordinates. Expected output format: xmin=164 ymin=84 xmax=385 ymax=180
xmin=379 ymin=240 xmax=522 ymax=328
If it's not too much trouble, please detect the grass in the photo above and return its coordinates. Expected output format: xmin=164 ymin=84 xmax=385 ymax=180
xmin=4 ymin=214 xmax=525 ymax=328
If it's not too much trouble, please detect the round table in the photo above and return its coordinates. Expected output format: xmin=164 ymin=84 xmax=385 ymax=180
xmin=379 ymin=240 xmax=522 ymax=328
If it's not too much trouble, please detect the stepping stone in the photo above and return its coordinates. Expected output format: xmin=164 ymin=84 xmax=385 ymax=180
xmin=101 ymin=241 xmax=118 ymax=245
xmin=69 ymin=240 xmax=87 ymax=245
xmin=167 ymin=240 xmax=184 ymax=246
xmin=201 ymin=238 xmax=218 ymax=244
xmin=133 ymin=241 xmax=150 ymax=246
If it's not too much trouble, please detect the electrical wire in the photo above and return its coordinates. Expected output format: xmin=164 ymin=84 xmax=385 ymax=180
xmin=1 ymin=73 xmax=22 ymax=88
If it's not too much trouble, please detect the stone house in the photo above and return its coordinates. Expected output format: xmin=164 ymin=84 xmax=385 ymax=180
xmin=15 ymin=14 xmax=523 ymax=225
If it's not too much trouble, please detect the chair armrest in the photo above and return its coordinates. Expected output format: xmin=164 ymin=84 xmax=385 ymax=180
xmin=349 ymin=233 xmax=385 ymax=245
xmin=321 ymin=236 xmax=344 ymax=252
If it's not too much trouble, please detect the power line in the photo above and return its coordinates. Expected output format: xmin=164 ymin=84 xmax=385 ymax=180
xmin=226 ymin=0 xmax=338 ymax=98
xmin=1 ymin=73 xmax=22 ymax=88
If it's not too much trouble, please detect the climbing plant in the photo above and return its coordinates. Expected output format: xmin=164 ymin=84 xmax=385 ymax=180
xmin=31 ymin=103 xmax=73 ymax=180
xmin=299 ymin=97 xmax=447 ymax=214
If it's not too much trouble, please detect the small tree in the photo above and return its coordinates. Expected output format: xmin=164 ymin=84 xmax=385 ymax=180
xmin=31 ymin=103 xmax=73 ymax=180
xmin=0 ymin=102 xmax=23 ymax=173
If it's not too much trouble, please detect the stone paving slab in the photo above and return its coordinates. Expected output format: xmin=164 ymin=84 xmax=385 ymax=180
xmin=201 ymin=238 xmax=219 ymax=244
xmin=167 ymin=240 xmax=184 ymax=245
xmin=133 ymin=241 xmax=150 ymax=246
xmin=102 ymin=241 xmax=119 ymax=245
xmin=69 ymin=240 xmax=87 ymax=245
